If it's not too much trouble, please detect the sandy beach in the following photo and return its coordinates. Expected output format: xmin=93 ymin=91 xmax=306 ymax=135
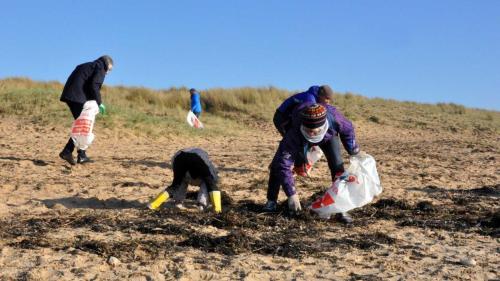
xmin=0 ymin=115 xmax=498 ymax=280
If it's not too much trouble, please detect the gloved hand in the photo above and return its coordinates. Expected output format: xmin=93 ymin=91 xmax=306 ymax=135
xmin=334 ymin=171 xmax=358 ymax=184
xmin=334 ymin=171 xmax=349 ymax=182
xmin=197 ymin=183 xmax=209 ymax=208
xmin=99 ymin=104 xmax=106 ymax=115
xmin=287 ymin=194 xmax=302 ymax=212
xmin=293 ymin=163 xmax=311 ymax=177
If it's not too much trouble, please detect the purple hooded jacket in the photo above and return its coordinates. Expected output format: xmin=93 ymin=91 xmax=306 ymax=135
xmin=269 ymin=102 xmax=359 ymax=197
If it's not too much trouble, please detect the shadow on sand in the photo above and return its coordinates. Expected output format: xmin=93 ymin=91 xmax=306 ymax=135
xmin=111 ymin=156 xmax=171 ymax=169
xmin=41 ymin=196 xmax=144 ymax=209
xmin=0 ymin=156 xmax=51 ymax=166
xmin=408 ymin=184 xmax=500 ymax=198
xmin=217 ymin=166 xmax=254 ymax=174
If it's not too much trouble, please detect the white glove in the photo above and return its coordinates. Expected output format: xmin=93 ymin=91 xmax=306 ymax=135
xmin=288 ymin=194 xmax=302 ymax=212
xmin=197 ymin=182 xmax=209 ymax=208
xmin=175 ymin=203 xmax=187 ymax=210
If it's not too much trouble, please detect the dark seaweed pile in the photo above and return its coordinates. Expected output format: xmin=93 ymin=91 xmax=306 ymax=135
xmin=1 ymin=185 xmax=497 ymax=262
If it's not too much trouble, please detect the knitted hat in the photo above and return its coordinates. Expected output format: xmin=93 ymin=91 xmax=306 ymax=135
xmin=301 ymin=104 xmax=327 ymax=129
xmin=319 ymin=85 xmax=334 ymax=99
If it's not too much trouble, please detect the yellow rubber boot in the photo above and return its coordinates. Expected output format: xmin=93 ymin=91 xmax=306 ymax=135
xmin=209 ymin=191 xmax=222 ymax=213
xmin=148 ymin=191 xmax=170 ymax=210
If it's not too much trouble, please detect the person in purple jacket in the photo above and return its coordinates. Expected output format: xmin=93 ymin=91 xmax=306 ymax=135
xmin=264 ymin=103 xmax=361 ymax=223
xmin=273 ymin=85 xmax=334 ymax=137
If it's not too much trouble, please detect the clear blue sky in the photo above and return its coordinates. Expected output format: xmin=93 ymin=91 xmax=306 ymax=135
xmin=1 ymin=1 xmax=499 ymax=110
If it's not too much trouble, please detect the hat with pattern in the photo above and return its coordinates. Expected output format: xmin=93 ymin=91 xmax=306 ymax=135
xmin=301 ymin=104 xmax=327 ymax=129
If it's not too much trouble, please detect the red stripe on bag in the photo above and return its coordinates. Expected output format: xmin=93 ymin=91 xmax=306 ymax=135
xmin=72 ymin=119 xmax=92 ymax=135
xmin=322 ymin=192 xmax=334 ymax=206
xmin=312 ymin=199 xmax=322 ymax=209
xmin=312 ymin=192 xmax=335 ymax=209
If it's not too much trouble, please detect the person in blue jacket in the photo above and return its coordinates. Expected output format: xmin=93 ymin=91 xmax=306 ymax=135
xmin=273 ymin=85 xmax=334 ymax=137
xmin=59 ymin=55 xmax=113 ymax=165
xmin=264 ymin=102 xmax=361 ymax=223
xmin=189 ymin=88 xmax=202 ymax=118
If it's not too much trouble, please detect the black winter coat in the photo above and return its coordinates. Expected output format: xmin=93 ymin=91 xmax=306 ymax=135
xmin=60 ymin=58 xmax=107 ymax=105
xmin=171 ymin=148 xmax=219 ymax=192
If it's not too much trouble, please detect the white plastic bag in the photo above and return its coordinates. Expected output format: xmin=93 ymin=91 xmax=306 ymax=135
xmin=296 ymin=145 xmax=323 ymax=176
xmin=310 ymin=153 xmax=382 ymax=218
xmin=186 ymin=111 xmax=204 ymax=129
xmin=71 ymin=100 xmax=99 ymax=150
xmin=307 ymin=146 xmax=323 ymax=165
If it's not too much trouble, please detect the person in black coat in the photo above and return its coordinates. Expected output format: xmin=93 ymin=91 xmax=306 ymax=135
xmin=59 ymin=55 xmax=113 ymax=165
xmin=148 ymin=148 xmax=222 ymax=213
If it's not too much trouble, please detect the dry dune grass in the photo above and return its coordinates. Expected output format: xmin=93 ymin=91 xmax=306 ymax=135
xmin=0 ymin=77 xmax=499 ymax=280
xmin=1 ymin=77 xmax=498 ymax=135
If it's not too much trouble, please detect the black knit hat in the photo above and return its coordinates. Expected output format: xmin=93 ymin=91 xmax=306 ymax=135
xmin=319 ymin=85 xmax=334 ymax=99
xmin=301 ymin=104 xmax=327 ymax=129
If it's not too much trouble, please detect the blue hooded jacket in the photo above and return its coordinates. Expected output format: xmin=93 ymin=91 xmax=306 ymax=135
xmin=191 ymin=92 xmax=202 ymax=113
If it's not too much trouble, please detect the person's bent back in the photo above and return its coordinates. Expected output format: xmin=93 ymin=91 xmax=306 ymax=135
xmin=273 ymin=85 xmax=334 ymax=136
